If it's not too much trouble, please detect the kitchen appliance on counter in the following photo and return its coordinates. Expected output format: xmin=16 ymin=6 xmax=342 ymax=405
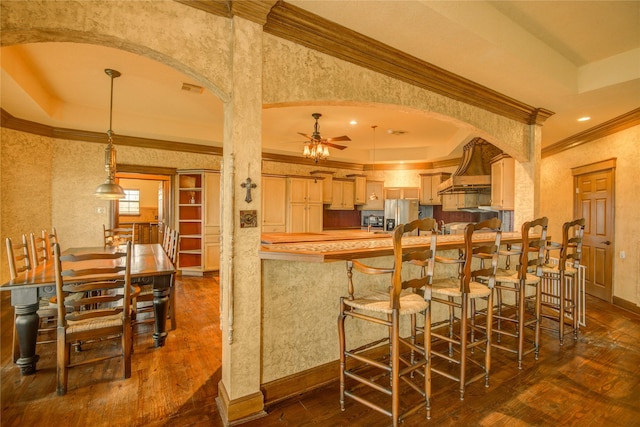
xmin=384 ymin=199 xmax=419 ymax=234
xmin=362 ymin=214 xmax=384 ymax=228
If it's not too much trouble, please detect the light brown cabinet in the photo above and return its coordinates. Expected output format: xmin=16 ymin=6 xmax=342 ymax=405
xmin=287 ymin=177 xmax=323 ymax=232
xmin=347 ymin=174 xmax=367 ymax=205
xmin=384 ymin=187 xmax=420 ymax=200
xmin=176 ymin=169 xmax=220 ymax=275
xmin=419 ymin=173 xmax=451 ymax=205
xmin=361 ymin=181 xmax=384 ymax=210
xmin=310 ymin=170 xmax=334 ymax=204
xmin=441 ymin=191 xmax=490 ymax=211
xmin=261 ymin=175 xmax=287 ymax=232
xmin=328 ymin=179 xmax=355 ymax=210
xmin=490 ymin=155 xmax=515 ymax=210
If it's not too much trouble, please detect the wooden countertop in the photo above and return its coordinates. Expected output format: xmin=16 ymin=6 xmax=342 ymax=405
xmin=260 ymin=231 xmax=524 ymax=262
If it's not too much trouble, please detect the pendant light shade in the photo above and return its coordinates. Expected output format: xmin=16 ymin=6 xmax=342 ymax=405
xmin=369 ymin=125 xmax=379 ymax=200
xmin=95 ymin=68 xmax=125 ymax=199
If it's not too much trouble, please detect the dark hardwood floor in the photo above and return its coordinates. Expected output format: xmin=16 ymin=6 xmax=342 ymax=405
xmin=2 ymin=275 xmax=639 ymax=426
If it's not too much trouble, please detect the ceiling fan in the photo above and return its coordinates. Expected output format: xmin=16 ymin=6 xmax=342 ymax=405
xmin=298 ymin=113 xmax=351 ymax=150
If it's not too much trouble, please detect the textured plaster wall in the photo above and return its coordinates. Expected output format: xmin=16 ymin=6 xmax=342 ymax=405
xmin=0 ymin=0 xmax=233 ymax=101
xmin=263 ymin=35 xmax=531 ymax=162
xmin=0 ymin=129 xmax=53 ymax=283
xmin=0 ymin=130 xmax=219 ymax=283
xmin=540 ymin=125 xmax=640 ymax=306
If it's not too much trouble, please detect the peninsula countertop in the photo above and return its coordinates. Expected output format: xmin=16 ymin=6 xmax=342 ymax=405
xmin=260 ymin=230 xmax=523 ymax=262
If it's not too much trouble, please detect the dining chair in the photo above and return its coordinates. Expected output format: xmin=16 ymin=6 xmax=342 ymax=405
xmin=134 ymin=227 xmax=179 ymax=330
xmin=424 ymin=218 xmax=501 ymax=416
xmin=540 ymin=218 xmax=585 ymax=344
xmin=103 ymin=224 xmax=135 ymax=247
xmin=479 ymin=217 xmax=548 ymax=369
xmin=53 ymin=241 xmax=134 ymax=395
xmin=338 ymin=218 xmax=437 ymax=426
xmin=30 ymin=230 xmax=51 ymax=265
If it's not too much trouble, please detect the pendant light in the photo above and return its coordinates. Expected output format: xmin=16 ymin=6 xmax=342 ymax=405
xmin=369 ymin=125 xmax=379 ymax=200
xmin=94 ymin=68 xmax=126 ymax=199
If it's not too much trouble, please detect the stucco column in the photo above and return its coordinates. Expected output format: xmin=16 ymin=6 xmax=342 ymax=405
xmin=216 ymin=16 xmax=266 ymax=424
xmin=514 ymin=124 xmax=542 ymax=226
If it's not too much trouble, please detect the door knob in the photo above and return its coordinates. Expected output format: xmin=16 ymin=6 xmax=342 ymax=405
xmin=602 ymin=240 xmax=611 ymax=245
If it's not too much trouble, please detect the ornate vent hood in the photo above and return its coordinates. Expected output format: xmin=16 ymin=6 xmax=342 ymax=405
xmin=438 ymin=137 xmax=502 ymax=195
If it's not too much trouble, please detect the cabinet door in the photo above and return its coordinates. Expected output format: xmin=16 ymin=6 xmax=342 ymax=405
xmin=307 ymin=203 xmax=324 ymax=233
xmin=289 ymin=178 xmax=308 ymax=203
xmin=329 ymin=181 xmax=344 ymax=209
xmin=262 ymin=176 xmax=287 ymax=231
xmin=491 ymin=158 xmax=515 ymax=209
xmin=204 ymin=234 xmax=220 ymax=270
xmin=288 ymin=203 xmax=306 ymax=233
xmin=353 ymin=176 xmax=367 ymax=205
xmin=307 ymin=179 xmax=324 ymax=204
xmin=204 ymin=172 xmax=220 ymax=234
xmin=362 ymin=181 xmax=384 ymax=210
xmin=342 ymin=181 xmax=355 ymax=209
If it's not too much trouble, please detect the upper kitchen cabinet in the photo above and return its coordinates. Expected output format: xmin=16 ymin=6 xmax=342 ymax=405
xmin=490 ymin=155 xmax=515 ymax=210
xmin=287 ymin=177 xmax=323 ymax=232
xmin=384 ymin=187 xmax=420 ymax=200
xmin=419 ymin=173 xmax=451 ymax=205
xmin=328 ymin=179 xmax=355 ymax=210
xmin=346 ymin=174 xmax=367 ymax=205
xmin=441 ymin=191 xmax=491 ymax=211
xmin=309 ymin=170 xmax=333 ymax=204
xmin=262 ymin=175 xmax=287 ymax=232
xmin=176 ymin=169 xmax=220 ymax=275
xmin=361 ymin=180 xmax=384 ymax=210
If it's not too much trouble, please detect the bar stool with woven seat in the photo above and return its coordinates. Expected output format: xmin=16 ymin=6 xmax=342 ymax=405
xmin=338 ymin=218 xmax=437 ymax=426
xmin=540 ymin=218 xmax=585 ymax=344
xmin=424 ymin=218 xmax=501 ymax=416
xmin=482 ymin=217 xmax=548 ymax=369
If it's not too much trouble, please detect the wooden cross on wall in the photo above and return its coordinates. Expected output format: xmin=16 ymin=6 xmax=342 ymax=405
xmin=241 ymin=177 xmax=257 ymax=203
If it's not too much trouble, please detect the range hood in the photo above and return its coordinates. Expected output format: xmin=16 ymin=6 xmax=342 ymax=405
xmin=438 ymin=137 xmax=502 ymax=195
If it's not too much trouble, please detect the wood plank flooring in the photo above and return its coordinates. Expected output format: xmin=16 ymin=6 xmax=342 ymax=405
xmin=2 ymin=275 xmax=639 ymax=426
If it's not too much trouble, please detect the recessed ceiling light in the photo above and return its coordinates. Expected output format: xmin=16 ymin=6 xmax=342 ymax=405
xmin=349 ymin=120 xmax=357 ymax=125
xmin=577 ymin=116 xmax=591 ymax=122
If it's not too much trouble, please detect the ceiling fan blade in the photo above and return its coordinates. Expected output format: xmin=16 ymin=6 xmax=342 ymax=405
xmin=324 ymin=142 xmax=347 ymax=150
xmin=326 ymin=135 xmax=351 ymax=142
xmin=297 ymin=132 xmax=315 ymax=141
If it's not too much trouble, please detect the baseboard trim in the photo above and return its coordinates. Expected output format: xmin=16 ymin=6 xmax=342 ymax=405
xmin=216 ymin=380 xmax=266 ymax=426
xmin=612 ymin=296 xmax=640 ymax=315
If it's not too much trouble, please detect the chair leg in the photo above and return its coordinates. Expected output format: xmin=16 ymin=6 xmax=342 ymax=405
xmin=459 ymin=296 xmax=468 ymax=400
xmin=517 ymin=280 xmax=525 ymax=369
xmin=484 ymin=292 xmax=492 ymax=388
xmin=57 ymin=331 xmax=68 ymax=396
xmin=337 ymin=298 xmax=346 ymax=412
xmin=534 ymin=282 xmax=541 ymax=359
xmin=390 ymin=310 xmax=400 ymax=427
xmin=425 ymin=302 xmax=432 ymax=420
xmin=123 ymin=318 xmax=132 ymax=379
xmin=559 ymin=272 xmax=565 ymax=345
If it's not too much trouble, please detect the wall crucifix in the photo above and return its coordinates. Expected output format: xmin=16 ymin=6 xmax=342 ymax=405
xmin=241 ymin=177 xmax=257 ymax=203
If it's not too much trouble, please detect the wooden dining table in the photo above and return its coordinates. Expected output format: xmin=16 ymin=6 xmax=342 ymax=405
xmin=1 ymin=243 xmax=175 ymax=375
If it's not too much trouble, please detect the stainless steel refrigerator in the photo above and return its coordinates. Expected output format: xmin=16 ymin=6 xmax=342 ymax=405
xmin=384 ymin=199 xmax=420 ymax=233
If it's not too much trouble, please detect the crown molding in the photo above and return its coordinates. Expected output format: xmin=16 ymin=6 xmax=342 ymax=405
xmin=542 ymin=108 xmax=640 ymax=158
xmin=173 ymin=1 xmax=554 ymax=125
xmin=0 ymin=109 xmax=222 ymax=155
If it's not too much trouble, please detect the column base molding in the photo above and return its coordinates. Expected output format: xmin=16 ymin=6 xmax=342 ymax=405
xmin=216 ymin=380 xmax=266 ymax=426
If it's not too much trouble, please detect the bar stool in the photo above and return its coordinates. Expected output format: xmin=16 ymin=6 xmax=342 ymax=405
xmin=424 ymin=218 xmax=501 ymax=416
xmin=338 ymin=218 xmax=437 ymax=426
xmin=540 ymin=218 xmax=585 ymax=344
xmin=484 ymin=217 xmax=548 ymax=369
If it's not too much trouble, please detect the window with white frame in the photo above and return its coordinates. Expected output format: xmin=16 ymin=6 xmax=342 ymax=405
xmin=119 ymin=189 xmax=140 ymax=215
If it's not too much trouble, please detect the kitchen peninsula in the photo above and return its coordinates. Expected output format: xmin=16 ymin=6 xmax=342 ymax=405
xmin=258 ymin=229 xmax=523 ymax=403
